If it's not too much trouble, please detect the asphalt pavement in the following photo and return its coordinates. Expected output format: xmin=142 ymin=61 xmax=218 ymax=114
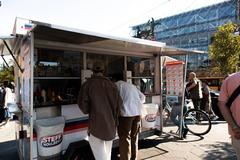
xmin=136 ymin=121 xmax=236 ymax=160
xmin=0 ymin=120 xmax=236 ymax=160
xmin=0 ymin=121 xmax=19 ymax=160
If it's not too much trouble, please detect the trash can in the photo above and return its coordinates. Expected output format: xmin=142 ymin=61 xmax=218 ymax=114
xmin=141 ymin=104 xmax=159 ymax=129
xmin=35 ymin=116 xmax=65 ymax=157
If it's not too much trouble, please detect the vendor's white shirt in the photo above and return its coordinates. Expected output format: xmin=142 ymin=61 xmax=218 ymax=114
xmin=4 ymin=87 xmax=14 ymax=107
xmin=115 ymin=81 xmax=145 ymax=117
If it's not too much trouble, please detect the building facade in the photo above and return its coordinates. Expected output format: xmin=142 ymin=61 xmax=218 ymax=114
xmin=132 ymin=0 xmax=238 ymax=74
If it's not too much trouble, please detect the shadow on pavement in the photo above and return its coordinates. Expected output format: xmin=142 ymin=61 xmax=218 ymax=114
xmin=0 ymin=140 xmax=19 ymax=160
xmin=111 ymin=134 xmax=173 ymax=160
xmin=111 ymin=136 xmax=171 ymax=160
xmin=162 ymin=131 xmax=205 ymax=143
xmin=138 ymin=138 xmax=169 ymax=160
xmin=201 ymin=142 xmax=237 ymax=160
xmin=176 ymin=134 xmax=204 ymax=143
xmin=139 ymin=134 xmax=174 ymax=149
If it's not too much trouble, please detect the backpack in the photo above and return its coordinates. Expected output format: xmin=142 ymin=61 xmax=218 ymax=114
xmin=226 ymin=84 xmax=240 ymax=108
xmin=0 ymin=87 xmax=6 ymax=108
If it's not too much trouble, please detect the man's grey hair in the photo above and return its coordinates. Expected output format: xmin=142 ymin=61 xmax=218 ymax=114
xmin=189 ymin=72 xmax=196 ymax=78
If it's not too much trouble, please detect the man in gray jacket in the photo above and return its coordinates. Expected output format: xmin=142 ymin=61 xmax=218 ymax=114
xmin=78 ymin=61 xmax=122 ymax=160
xmin=186 ymin=72 xmax=203 ymax=110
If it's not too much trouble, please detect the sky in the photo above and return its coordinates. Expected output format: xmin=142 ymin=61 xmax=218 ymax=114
xmin=0 ymin=0 xmax=227 ymax=64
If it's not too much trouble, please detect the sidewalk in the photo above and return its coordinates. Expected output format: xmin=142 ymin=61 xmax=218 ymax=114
xmin=0 ymin=120 xmax=236 ymax=160
xmin=0 ymin=121 xmax=19 ymax=160
xmin=138 ymin=121 xmax=236 ymax=160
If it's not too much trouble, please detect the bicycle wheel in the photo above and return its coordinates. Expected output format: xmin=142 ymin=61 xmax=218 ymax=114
xmin=183 ymin=109 xmax=211 ymax=136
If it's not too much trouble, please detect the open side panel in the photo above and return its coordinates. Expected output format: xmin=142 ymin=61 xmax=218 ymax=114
xmin=16 ymin=35 xmax=33 ymax=160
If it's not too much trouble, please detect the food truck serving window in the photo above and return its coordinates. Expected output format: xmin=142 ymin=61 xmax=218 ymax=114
xmin=86 ymin=53 xmax=124 ymax=76
xmin=86 ymin=53 xmax=154 ymax=95
xmin=127 ymin=57 xmax=154 ymax=94
xmin=33 ymin=48 xmax=83 ymax=107
xmin=34 ymin=48 xmax=83 ymax=77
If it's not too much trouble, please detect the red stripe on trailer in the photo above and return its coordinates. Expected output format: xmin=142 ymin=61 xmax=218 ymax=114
xmin=33 ymin=123 xmax=88 ymax=140
xmin=64 ymin=123 xmax=88 ymax=132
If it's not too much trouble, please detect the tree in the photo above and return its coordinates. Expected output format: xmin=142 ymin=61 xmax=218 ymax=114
xmin=0 ymin=60 xmax=14 ymax=84
xmin=209 ymin=22 xmax=240 ymax=76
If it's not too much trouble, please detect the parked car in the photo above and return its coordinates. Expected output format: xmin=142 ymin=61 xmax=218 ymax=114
xmin=210 ymin=90 xmax=224 ymax=120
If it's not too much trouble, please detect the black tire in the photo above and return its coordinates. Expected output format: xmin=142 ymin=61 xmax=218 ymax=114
xmin=183 ymin=109 xmax=212 ymax=136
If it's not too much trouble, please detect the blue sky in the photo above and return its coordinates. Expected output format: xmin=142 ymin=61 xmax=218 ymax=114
xmin=0 ymin=0 xmax=226 ymax=64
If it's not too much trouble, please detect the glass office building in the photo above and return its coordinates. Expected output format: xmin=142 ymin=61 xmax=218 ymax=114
xmin=132 ymin=0 xmax=237 ymax=72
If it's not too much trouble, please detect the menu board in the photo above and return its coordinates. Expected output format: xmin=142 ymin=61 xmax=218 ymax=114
xmin=166 ymin=61 xmax=184 ymax=96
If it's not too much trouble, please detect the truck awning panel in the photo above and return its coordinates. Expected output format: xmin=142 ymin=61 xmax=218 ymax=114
xmin=31 ymin=20 xmax=206 ymax=56
xmin=0 ymin=36 xmax=16 ymax=56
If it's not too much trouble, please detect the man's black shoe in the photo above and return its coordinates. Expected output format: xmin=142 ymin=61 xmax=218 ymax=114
xmin=182 ymin=128 xmax=189 ymax=138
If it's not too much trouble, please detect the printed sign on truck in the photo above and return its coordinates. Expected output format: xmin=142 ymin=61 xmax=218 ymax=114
xmin=40 ymin=133 xmax=63 ymax=148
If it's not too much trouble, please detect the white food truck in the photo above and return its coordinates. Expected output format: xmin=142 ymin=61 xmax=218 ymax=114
xmin=0 ymin=17 xmax=204 ymax=160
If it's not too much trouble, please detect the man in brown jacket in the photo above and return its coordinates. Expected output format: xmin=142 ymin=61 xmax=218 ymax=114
xmin=78 ymin=61 xmax=122 ymax=160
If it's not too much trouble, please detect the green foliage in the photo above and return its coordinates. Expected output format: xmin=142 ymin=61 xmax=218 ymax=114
xmin=209 ymin=22 xmax=240 ymax=75
xmin=0 ymin=65 xmax=14 ymax=83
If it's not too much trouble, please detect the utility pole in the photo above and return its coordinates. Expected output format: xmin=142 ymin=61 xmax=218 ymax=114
xmin=236 ymin=0 xmax=240 ymax=71
xmin=135 ymin=18 xmax=161 ymax=40
xmin=237 ymin=0 xmax=240 ymax=24
xmin=234 ymin=0 xmax=240 ymax=35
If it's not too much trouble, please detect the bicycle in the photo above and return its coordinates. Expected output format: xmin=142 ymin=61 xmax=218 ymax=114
xmin=183 ymin=107 xmax=212 ymax=136
xmin=163 ymin=99 xmax=212 ymax=137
